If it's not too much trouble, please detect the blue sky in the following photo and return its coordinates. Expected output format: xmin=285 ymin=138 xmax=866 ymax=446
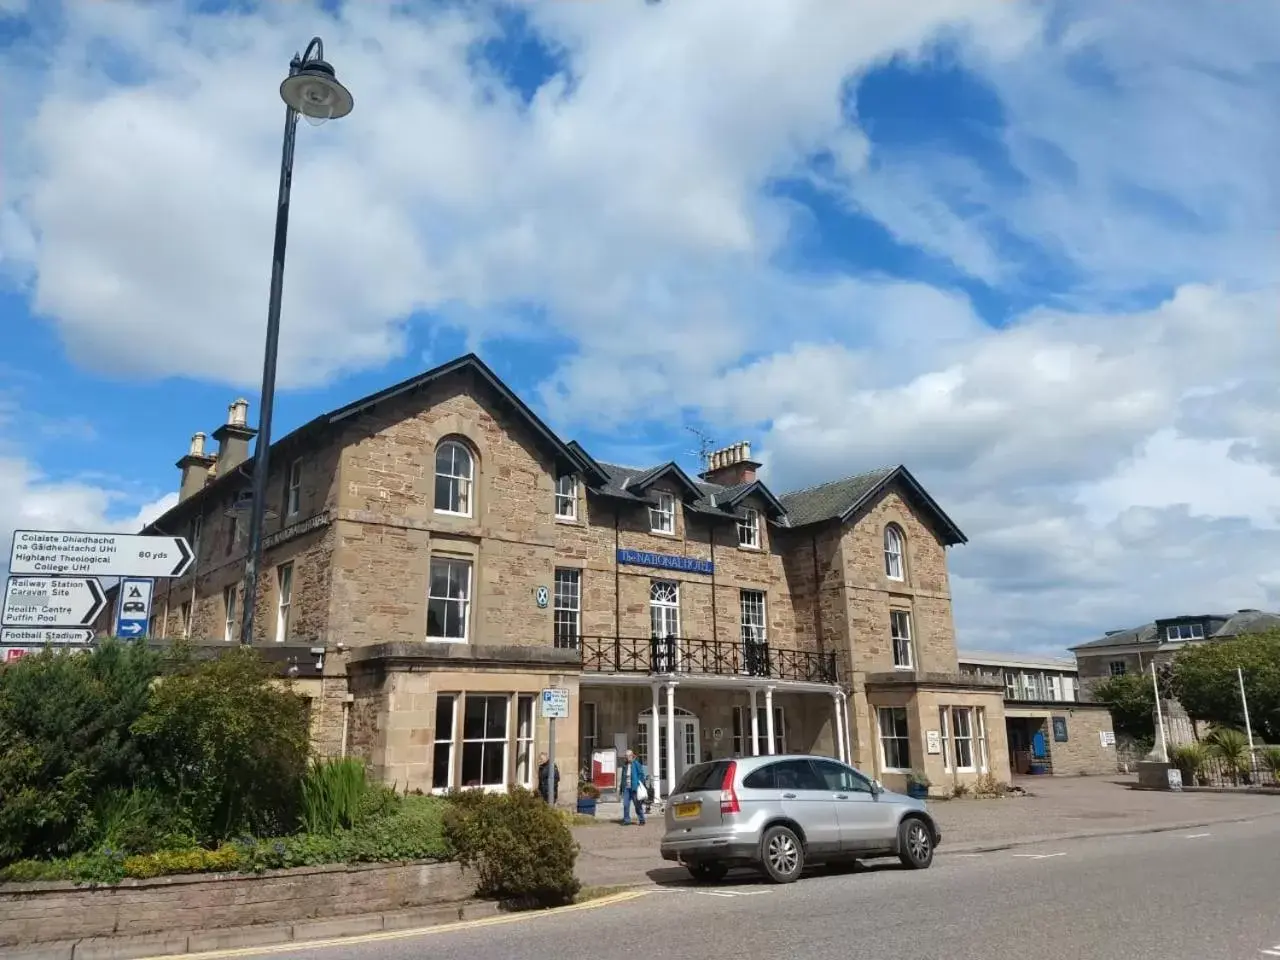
xmin=1 ymin=0 xmax=1278 ymax=653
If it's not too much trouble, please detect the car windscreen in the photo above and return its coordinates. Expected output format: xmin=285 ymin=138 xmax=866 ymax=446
xmin=675 ymin=760 xmax=731 ymax=794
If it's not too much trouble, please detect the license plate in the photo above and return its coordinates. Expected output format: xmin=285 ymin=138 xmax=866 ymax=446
xmin=674 ymin=801 xmax=701 ymax=819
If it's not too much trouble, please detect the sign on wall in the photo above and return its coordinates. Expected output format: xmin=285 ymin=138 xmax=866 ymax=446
xmin=1099 ymin=730 xmax=1116 ymax=747
xmin=1052 ymin=716 xmax=1069 ymax=742
xmin=925 ymin=730 xmax=942 ymax=754
xmin=534 ymin=586 xmax=549 ymax=609
xmin=616 ymin=548 xmax=713 ymax=575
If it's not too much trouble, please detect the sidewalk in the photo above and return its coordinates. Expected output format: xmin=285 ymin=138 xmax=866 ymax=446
xmin=572 ymin=775 xmax=1280 ymax=888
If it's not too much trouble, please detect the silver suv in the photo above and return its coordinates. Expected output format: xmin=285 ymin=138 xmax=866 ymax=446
xmin=660 ymin=754 xmax=940 ymax=884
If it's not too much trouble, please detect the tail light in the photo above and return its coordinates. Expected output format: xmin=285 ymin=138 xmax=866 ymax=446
xmin=719 ymin=761 xmax=740 ymax=815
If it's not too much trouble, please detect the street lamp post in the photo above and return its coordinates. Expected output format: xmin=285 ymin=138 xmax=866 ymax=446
xmin=239 ymin=38 xmax=354 ymax=645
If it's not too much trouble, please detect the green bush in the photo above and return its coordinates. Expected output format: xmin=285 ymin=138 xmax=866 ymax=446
xmin=300 ymin=757 xmax=369 ymax=835
xmin=131 ymin=644 xmax=310 ymax=843
xmin=1170 ymin=743 xmax=1209 ymax=783
xmin=1204 ymin=727 xmax=1251 ymax=782
xmin=0 ymin=640 xmax=158 ymax=863
xmin=443 ymin=788 xmax=580 ymax=907
xmin=1261 ymin=745 xmax=1280 ymax=777
xmin=0 ymin=795 xmax=451 ymax=884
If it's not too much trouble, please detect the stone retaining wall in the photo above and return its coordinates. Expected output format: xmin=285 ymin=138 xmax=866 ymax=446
xmin=0 ymin=859 xmax=470 ymax=947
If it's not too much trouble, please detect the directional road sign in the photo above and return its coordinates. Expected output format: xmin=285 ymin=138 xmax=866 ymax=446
xmin=8 ymin=531 xmax=194 ymax=578
xmin=115 ymin=577 xmax=153 ymax=640
xmin=2 ymin=577 xmax=107 ymax=628
xmin=0 ymin=627 xmax=95 ymax=645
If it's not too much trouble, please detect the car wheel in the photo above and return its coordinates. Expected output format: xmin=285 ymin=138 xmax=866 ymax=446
xmin=760 ymin=825 xmax=805 ymax=883
xmin=898 ymin=817 xmax=933 ymax=870
xmin=687 ymin=862 xmax=729 ymax=883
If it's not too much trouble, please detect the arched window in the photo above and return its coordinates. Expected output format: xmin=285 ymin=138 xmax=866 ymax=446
xmin=434 ymin=439 xmax=474 ymax=516
xmin=884 ymin=524 xmax=905 ymax=580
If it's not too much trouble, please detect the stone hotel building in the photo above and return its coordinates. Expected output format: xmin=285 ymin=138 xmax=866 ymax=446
xmin=140 ymin=354 xmax=1009 ymax=799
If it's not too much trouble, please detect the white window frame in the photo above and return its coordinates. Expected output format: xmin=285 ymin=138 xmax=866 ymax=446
xmin=434 ymin=440 xmax=475 ymax=517
xmin=939 ymin=706 xmax=951 ymax=772
xmin=285 ymin=459 xmax=303 ymax=518
xmin=737 ymin=508 xmax=760 ymax=549
xmin=427 ymin=557 xmax=472 ymax=642
xmin=884 ymin=525 xmax=904 ymax=580
xmin=223 ymin=586 xmax=236 ymax=643
xmin=877 ymin=706 xmax=911 ymax=773
xmin=649 ymin=492 xmax=676 ymax=534
xmin=275 ymin=562 xmax=293 ymax=643
xmin=952 ymin=707 xmax=976 ymax=772
xmin=515 ymin=694 xmax=535 ymax=789
xmin=460 ymin=694 xmax=510 ymax=792
xmin=649 ymin=580 xmax=680 ymax=638
xmin=431 ymin=693 xmax=458 ymax=794
xmin=1166 ymin=623 xmax=1205 ymax=641
xmin=554 ymin=475 xmax=577 ymax=521
xmin=976 ymin=707 xmax=989 ymax=773
xmin=739 ymin=589 xmax=767 ymax=646
xmin=1109 ymin=660 xmax=1126 ymax=676
xmin=890 ymin=609 xmax=913 ymax=669
xmin=553 ymin=567 xmax=581 ymax=649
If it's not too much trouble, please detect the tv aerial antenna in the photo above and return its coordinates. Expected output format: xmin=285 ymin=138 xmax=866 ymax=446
xmin=685 ymin=426 xmax=717 ymax=474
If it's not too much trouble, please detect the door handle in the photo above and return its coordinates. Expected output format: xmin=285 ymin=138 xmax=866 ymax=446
xmin=782 ymin=792 xmax=797 ymax=799
xmin=835 ymin=794 xmax=849 ymax=799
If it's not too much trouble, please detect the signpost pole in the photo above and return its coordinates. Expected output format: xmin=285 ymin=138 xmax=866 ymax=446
xmin=547 ymin=716 xmax=556 ymax=806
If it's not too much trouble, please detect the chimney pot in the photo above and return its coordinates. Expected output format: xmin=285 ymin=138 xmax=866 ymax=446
xmin=228 ymin=398 xmax=250 ymax=427
xmin=190 ymin=432 xmax=207 ymax=457
xmin=741 ymin=440 xmax=751 ymax=460
xmin=177 ymin=431 xmax=217 ymax=501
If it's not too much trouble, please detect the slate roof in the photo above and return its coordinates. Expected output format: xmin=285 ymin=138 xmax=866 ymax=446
xmin=145 ymin=353 xmax=966 ymax=543
xmin=1071 ymin=609 xmax=1280 ymax=652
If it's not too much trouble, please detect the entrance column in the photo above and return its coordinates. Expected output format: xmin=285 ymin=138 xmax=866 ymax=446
xmin=650 ymin=683 xmax=662 ymax=803
xmin=832 ymin=691 xmax=846 ymax=763
xmin=749 ymin=687 xmax=760 ymax=756
xmin=764 ymin=686 xmax=776 ymax=755
xmin=665 ymin=681 xmax=678 ymax=796
xmin=840 ymin=692 xmax=852 ymax=763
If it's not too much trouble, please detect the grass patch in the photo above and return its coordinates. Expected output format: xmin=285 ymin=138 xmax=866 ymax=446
xmin=575 ymin=884 xmax=634 ymax=903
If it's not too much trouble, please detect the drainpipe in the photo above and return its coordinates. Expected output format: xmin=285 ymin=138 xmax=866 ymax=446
xmin=340 ymin=693 xmax=352 ymax=757
xmin=810 ymin=533 xmax=825 ymax=656
xmin=613 ymin=505 xmax=621 ymax=667
xmin=709 ymin=522 xmax=717 ymax=645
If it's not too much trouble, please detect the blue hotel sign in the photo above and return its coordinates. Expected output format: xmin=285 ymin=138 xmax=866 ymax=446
xmin=616 ymin=549 xmax=713 ymax=575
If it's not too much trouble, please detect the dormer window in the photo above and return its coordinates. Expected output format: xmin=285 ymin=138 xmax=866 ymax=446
xmin=555 ymin=475 xmax=578 ymax=520
xmin=649 ymin=492 xmax=675 ymax=534
xmin=737 ymin=508 xmax=760 ymax=549
xmin=1165 ymin=622 xmax=1205 ymax=641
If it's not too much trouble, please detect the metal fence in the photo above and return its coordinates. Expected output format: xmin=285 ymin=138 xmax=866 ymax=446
xmin=578 ymin=634 xmax=838 ymax=684
xmin=1177 ymin=751 xmax=1280 ymax=788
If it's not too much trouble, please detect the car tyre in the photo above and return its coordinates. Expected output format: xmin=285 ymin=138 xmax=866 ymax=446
xmin=686 ymin=862 xmax=729 ymax=883
xmin=898 ymin=817 xmax=934 ymax=870
xmin=760 ymin=824 xmax=805 ymax=884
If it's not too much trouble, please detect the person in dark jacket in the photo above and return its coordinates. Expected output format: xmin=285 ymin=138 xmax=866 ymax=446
xmin=537 ymin=752 xmax=560 ymax=803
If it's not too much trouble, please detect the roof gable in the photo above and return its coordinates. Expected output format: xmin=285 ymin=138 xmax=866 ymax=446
xmin=622 ymin=462 xmax=704 ymax=500
xmin=776 ymin=465 xmax=967 ymax=545
xmin=714 ymin=479 xmax=787 ymax=518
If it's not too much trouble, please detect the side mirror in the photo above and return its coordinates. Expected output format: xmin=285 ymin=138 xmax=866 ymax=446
xmin=871 ymin=779 xmax=883 ymax=796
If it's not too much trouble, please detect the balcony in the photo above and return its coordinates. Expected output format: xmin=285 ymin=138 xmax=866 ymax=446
xmin=579 ymin=635 xmax=838 ymax=685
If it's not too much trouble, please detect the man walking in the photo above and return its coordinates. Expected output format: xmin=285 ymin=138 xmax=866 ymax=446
xmin=619 ymin=749 xmax=647 ymax=826
xmin=537 ymin=752 xmax=560 ymax=804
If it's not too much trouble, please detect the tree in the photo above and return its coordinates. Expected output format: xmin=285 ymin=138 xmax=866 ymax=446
xmin=132 ymin=644 xmax=311 ymax=842
xmin=0 ymin=641 xmax=159 ymax=863
xmin=1167 ymin=631 xmax=1280 ymax=744
xmin=1090 ymin=672 xmax=1156 ymax=741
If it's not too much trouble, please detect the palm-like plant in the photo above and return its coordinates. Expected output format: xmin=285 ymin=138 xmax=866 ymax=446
xmin=1170 ymin=743 xmax=1209 ymax=785
xmin=1204 ymin=727 xmax=1251 ymax=784
xmin=1260 ymin=745 xmax=1280 ymax=785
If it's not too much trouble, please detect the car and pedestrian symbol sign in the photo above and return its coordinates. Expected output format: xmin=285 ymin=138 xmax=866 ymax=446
xmin=115 ymin=578 xmax=154 ymax=639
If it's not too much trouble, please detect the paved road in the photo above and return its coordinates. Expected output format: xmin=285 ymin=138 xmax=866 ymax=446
xmin=234 ymin=816 xmax=1280 ymax=960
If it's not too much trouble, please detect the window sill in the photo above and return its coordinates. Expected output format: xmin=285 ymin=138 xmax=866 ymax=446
xmin=880 ymin=767 xmax=911 ymax=775
xmin=737 ymin=543 xmax=761 ymax=552
xmin=425 ymin=636 xmax=468 ymax=644
xmin=434 ymin=509 xmax=474 ymax=520
xmin=554 ymin=515 xmax=581 ymax=525
xmin=893 ymin=665 xmax=914 ymax=671
xmin=648 ymin=529 xmax=678 ymax=538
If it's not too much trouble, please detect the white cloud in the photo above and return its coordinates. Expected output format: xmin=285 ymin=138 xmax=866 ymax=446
xmin=1 ymin=0 xmax=1277 ymax=653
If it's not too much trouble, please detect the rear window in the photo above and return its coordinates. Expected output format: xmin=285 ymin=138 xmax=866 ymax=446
xmin=675 ymin=761 xmax=732 ymax=794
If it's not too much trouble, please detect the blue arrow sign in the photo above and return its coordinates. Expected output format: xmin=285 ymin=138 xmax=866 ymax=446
xmin=115 ymin=577 xmax=153 ymax=641
xmin=117 ymin=620 xmax=146 ymax=637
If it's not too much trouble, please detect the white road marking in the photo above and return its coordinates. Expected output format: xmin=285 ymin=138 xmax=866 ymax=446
xmin=1012 ymin=852 xmax=1066 ymax=860
xmin=1258 ymin=944 xmax=1280 ymax=957
xmin=1184 ymin=833 xmax=1211 ymax=839
xmin=954 ymin=853 xmax=985 ymax=858
xmin=654 ymin=887 xmax=772 ymax=899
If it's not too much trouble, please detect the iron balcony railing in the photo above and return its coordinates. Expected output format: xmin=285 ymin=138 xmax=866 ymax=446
xmin=575 ymin=634 xmax=838 ymax=684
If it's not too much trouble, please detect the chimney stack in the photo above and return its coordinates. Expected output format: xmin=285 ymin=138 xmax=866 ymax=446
xmin=699 ymin=440 xmax=762 ymax=487
xmin=211 ymin=398 xmax=257 ymax=477
xmin=176 ymin=432 xmax=217 ymax=501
